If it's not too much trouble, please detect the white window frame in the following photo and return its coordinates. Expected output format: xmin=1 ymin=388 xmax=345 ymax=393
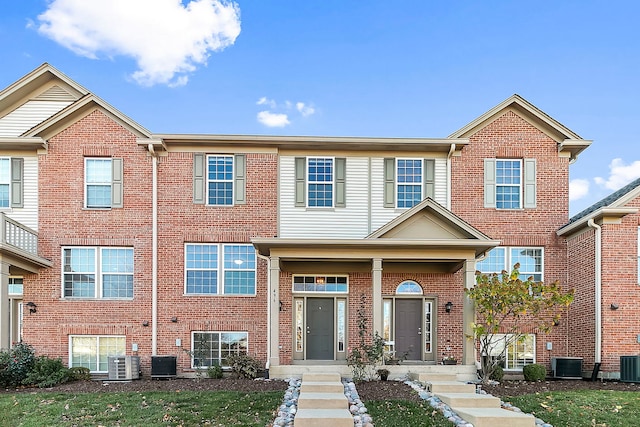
xmin=484 ymin=333 xmax=535 ymax=371
xmin=85 ymin=158 xmax=113 ymax=208
xmin=184 ymin=243 xmax=257 ymax=295
xmin=307 ymin=157 xmax=334 ymax=208
xmin=292 ymin=275 xmax=349 ymax=293
xmin=477 ymin=246 xmax=544 ymax=282
xmin=0 ymin=157 xmax=10 ymax=208
xmin=495 ymin=159 xmax=522 ymax=209
xmin=206 ymin=155 xmax=234 ymax=206
xmin=396 ymin=158 xmax=423 ymax=209
xmin=62 ymin=247 xmax=134 ymax=299
xmin=69 ymin=335 xmax=126 ymax=373
xmin=191 ymin=331 xmax=248 ymax=369
xmin=8 ymin=276 xmax=23 ymax=296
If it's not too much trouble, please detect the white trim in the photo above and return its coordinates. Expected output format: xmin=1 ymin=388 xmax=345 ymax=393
xmin=206 ymin=155 xmax=234 ymax=206
xmin=306 ymin=156 xmax=335 ymax=208
xmin=395 ymin=158 xmax=423 ymax=209
xmin=291 ymin=274 xmax=349 ymax=294
xmin=190 ymin=331 xmax=249 ymax=369
xmin=84 ymin=158 xmax=112 ymax=209
xmin=69 ymin=335 xmax=126 ymax=372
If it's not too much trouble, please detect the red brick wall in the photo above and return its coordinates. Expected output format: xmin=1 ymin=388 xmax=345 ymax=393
xmin=25 ymin=110 xmax=154 ymax=366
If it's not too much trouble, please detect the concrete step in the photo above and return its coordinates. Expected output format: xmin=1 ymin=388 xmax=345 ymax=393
xmin=435 ymin=392 xmax=501 ymax=408
xmin=300 ymin=381 xmax=344 ymax=393
xmin=297 ymin=392 xmax=349 ymax=409
xmin=454 ymin=407 xmax=536 ymax=427
xmin=415 ymin=372 xmax=457 ymax=382
xmin=294 ymin=408 xmax=353 ymax=427
xmin=427 ymin=381 xmax=476 ymax=393
xmin=301 ymin=372 xmax=341 ymax=382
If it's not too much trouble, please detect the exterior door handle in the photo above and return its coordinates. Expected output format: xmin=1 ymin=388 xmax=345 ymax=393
xmin=306 ymin=326 xmax=310 ymax=334
xmin=418 ymin=327 xmax=422 ymax=335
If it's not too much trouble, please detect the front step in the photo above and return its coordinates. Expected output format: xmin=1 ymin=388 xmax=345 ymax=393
xmin=415 ymin=373 xmax=457 ymax=382
xmin=454 ymin=407 xmax=535 ymax=427
xmin=300 ymin=381 xmax=344 ymax=393
xmin=427 ymin=381 xmax=476 ymax=393
xmin=436 ymin=392 xmax=501 ymax=408
xmin=301 ymin=373 xmax=341 ymax=382
xmin=297 ymin=392 xmax=348 ymax=409
xmin=294 ymin=409 xmax=353 ymax=427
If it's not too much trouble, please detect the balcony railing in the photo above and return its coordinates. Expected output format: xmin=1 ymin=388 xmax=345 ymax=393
xmin=1 ymin=213 xmax=38 ymax=256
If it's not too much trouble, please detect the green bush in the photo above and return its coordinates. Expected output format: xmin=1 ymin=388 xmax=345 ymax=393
xmin=490 ymin=365 xmax=504 ymax=381
xmin=523 ymin=363 xmax=547 ymax=381
xmin=24 ymin=356 xmax=71 ymax=388
xmin=225 ymin=354 xmax=262 ymax=379
xmin=207 ymin=362 xmax=224 ymax=379
xmin=0 ymin=343 xmax=36 ymax=387
xmin=69 ymin=366 xmax=92 ymax=381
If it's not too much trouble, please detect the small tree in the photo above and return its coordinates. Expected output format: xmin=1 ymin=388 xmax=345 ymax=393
xmin=347 ymin=294 xmax=385 ymax=381
xmin=466 ymin=263 xmax=574 ymax=383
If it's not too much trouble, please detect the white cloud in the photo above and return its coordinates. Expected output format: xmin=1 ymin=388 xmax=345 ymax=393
xmin=256 ymin=97 xmax=276 ymax=109
xmin=296 ymin=102 xmax=315 ymax=117
xmin=594 ymin=158 xmax=640 ymax=190
xmin=569 ymin=179 xmax=590 ymax=201
xmin=257 ymin=111 xmax=290 ymax=128
xmin=35 ymin=0 xmax=241 ymax=87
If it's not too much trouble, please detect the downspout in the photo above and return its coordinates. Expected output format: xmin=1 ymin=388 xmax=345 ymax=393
xmin=148 ymin=144 xmax=159 ymax=356
xmin=256 ymin=252 xmax=271 ymax=372
xmin=588 ymin=219 xmax=602 ymax=364
xmin=447 ymin=144 xmax=455 ymax=209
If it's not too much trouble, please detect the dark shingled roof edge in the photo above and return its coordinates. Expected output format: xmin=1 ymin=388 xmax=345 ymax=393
xmin=567 ymin=177 xmax=640 ymax=225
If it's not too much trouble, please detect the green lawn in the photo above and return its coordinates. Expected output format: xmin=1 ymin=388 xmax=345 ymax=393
xmin=506 ymin=390 xmax=640 ymax=427
xmin=365 ymin=400 xmax=453 ymax=427
xmin=0 ymin=390 xmax=283 ymax=427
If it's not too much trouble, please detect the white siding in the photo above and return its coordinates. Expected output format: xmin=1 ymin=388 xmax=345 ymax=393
xmin=370 ymin=157 xmax=448 ymax=232
xmin=0 ymin=100 xmax=72 ymax=137
xmin=5 ymin=156 xmax=38 ymax=231
xmin=280 ymin=156 xmax=371 ymax=238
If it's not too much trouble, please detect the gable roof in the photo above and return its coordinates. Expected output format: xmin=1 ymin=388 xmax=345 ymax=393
xmin=449 ymin=94 xmax=592 ymax=161
xmin=558 ymin=177 xmax=640 ymax=236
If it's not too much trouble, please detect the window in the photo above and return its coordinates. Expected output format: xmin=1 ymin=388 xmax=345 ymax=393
xmin=185 ymin=244 xmax=256 ymax=295
xmin=496 ymin=160 xmax=521 ymax=209
xmin=293 ymin=275 xmax=348 ymax=293
xmin=70 ymin=335 xmax=125 ymax=372
xmin=485 ymin=334 xmax=535 ymax=370
xmin=308 ymin=157 xmax=334 ymax=207
xmin=192 ymin=331 xmax=248 ymax=368
xmin=8 ymin=277 xmax=23 ymax=295
xmin=384 ymin=158 xmax=435 ymax=208
xmin=484 ymin=158 xmax=536 ymax=209
xmin=294 ymin=157 xmax=346 ymax=208
xmin=477 ymin=247 xmax=543 ymax=281
xmin=397 ymin=159 xmax=423 ymax=208
xmin=85 ymin=158 xmax=123 ymax=208
xmin=193 ymin=154 xmax=246 ymax=205
xmin=396 ymin=280 xmax=423 ymax=294
xmin=207 ymin=155 xmax=234 ymax=205
xmin=63 ymin=247 xmax=134 ymax=298
xmin=0 ymin=157 xmax=23 ymax=208
xmin=0 ymin=158 xmax=10 ymax=208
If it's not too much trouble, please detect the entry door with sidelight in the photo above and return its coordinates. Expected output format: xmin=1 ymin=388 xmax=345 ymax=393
xmin=305 ymin=298 xmax=334 ymax=360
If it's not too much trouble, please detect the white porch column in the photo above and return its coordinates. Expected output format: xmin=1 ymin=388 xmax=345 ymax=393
xmin=0 ymin=260 xmax=10 ymax=349
xmin=372 ymin=258 xmax=383 ymax=336
xmin=462 ymin=258 xmax=476 ymax=365
xmin=268 ymin=256 xmax=280 ymax=367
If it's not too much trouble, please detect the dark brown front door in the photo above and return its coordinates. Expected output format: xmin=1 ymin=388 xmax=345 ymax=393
xmin=306 ymin=298 xmax=334 ymax=360
xmin=395 ymin=299 xmax=422 ymax=360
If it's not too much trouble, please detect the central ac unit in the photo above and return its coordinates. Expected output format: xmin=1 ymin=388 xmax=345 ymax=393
xmin=108 ymin=356 xmax=140 ymax=380
xmin=551 ymin=357 xmax=583 ymax=379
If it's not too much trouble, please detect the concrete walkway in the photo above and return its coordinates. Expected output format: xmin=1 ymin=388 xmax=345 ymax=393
xmin=294 ymin=373 xmax=353 ymax=427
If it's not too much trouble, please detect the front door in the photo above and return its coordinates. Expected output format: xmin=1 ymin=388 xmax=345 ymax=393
xmin=306 ymin=298 xmax=334 ymax=360
xmin=395 ymin=299 xmax=422 ymax=360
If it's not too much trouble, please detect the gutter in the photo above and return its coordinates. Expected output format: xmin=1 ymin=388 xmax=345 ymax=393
xmin=447 ymin=144 xmax=455 ymax=209
xmin=148 ymin=144 xmax=159 ymax=355
xmin=256 ymin=252 xmax=271 ymax=372
xmin=587 ymin=219 xmax=602 ymax=364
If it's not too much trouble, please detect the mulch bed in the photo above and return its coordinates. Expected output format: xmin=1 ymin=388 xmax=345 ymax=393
xmin=4 ymin=377 xmax=640 ymax=401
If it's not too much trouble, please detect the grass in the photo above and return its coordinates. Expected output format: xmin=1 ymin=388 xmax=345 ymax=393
xmin=0 ymin=390 xmax=283 ymax=427
xmin=506 ymin=390 xmax=640 ymax=427
xmin=366 ymin=400 xmax=452 ymax=427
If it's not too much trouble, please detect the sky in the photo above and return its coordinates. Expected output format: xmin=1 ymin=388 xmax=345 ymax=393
xmin=1 ymin=0 xmax=639 ymax=216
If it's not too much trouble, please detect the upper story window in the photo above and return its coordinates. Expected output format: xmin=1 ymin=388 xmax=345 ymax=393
xmin=63 ymin=247 xmax=134 ymax=298
xmin=384 ymin=158 xmax=435 ymax=209
xmin=193 ymin=154 xmax=246 ymax=206
xmin=477 ymin=246 xmax=543 ymax=281
xmin=0 ymin=157 xmax=24 ymax=209
xmin=295 ymin=157 xmax=346 ymax=208
xmin=484 ymin=158 xmax=536 ymax=210
xmin=85 ymin=158 xmax=123 ymax=209
xmin=185 ymin=243 xmax=256 ymax=295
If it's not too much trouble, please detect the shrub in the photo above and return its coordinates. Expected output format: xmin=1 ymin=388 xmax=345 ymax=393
xmin=225 ymin=354 xmax=262 ymax=379
xmin=207 ymin=362 xmax=224 ymax=379
xmin=523 ymin=363 xmax=547 ymax=381
xmin=69 ymin=366 xmax=92 ymax=381
xmin=24 ymin=356 xmax=71 ymax=388
xmin=490 ymin=365 xmax=504 ymax=382
xmin=0 ymin=343 xmax=36 ymax=387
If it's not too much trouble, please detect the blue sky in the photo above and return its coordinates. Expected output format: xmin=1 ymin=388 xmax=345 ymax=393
xmin=1 ymin=1 xmax=639 ymax=216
